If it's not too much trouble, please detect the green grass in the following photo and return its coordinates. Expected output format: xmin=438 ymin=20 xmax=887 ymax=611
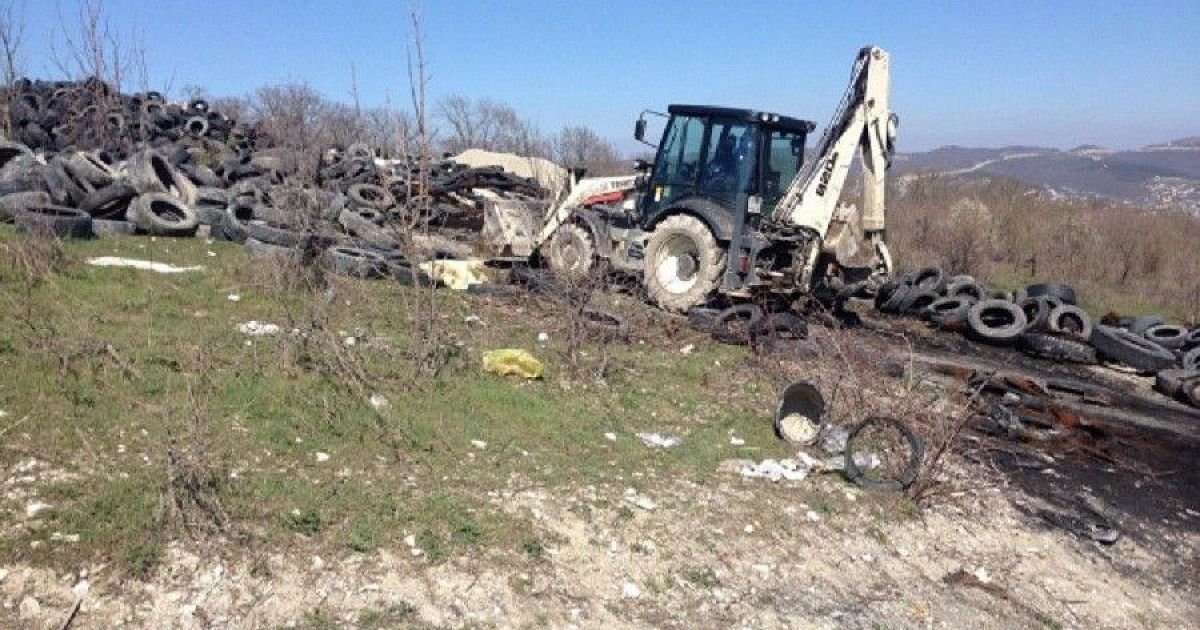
xmin=0 ymin=227 xmax=795 ymax=576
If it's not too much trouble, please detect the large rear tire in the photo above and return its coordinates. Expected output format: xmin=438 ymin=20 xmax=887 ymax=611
xmin=545 ymin=223 xmax=596 ymax=279
xmin=643 ymin=214 xmax=724 ymax=312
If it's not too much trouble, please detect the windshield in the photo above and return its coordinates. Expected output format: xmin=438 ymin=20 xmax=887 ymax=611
xmin=762 ymin=130 xmax=804 ymax=215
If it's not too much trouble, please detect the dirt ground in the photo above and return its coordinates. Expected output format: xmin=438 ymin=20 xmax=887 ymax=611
xmin=4 ymin=322 xmax=1197 ymax=629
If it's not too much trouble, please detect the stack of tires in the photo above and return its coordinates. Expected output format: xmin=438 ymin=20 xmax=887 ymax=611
xmin=874 ymin=267 xmax=1200 ymax=408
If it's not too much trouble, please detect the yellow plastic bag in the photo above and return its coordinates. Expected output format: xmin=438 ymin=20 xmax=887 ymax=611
xmin=418 ymin=259 xmax=490 ymax=290
xmin=482 ymin=349 xmax=544 ymax=379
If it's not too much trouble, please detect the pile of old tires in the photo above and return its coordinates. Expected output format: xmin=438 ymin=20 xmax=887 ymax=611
xmin=875 ymin=267 xmax=1200 ymax=408
xmin=1 ymin=77 xmax=550 ymax=281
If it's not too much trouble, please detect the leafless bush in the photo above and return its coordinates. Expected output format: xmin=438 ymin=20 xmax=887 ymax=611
xmin=552 ymin=125 xmax=622 ymax=176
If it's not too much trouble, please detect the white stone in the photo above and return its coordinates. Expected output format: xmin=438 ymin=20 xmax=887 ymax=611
xmin=25 ymin=501 xmax=51 ymax=518
xmin=226 ymin=294 xmax=240 ymax=302
xmin=315 ymin=452 xmax=330 ymax=463
xmin=622 ymin=582 xmax=641 ymax=599
xmin=471 ymin=440 xmax=487 ymax=450
xmin=729 ymin=436 xmax=745 ymax=446
xmin=603 ymin=432 xmax=617 ymax=442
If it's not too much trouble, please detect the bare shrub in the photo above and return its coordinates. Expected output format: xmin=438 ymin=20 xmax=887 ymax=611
xmin=552 ymin=125 xmax=622 ymax=176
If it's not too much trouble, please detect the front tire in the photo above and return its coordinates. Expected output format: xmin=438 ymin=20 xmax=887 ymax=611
xmin=545 ymin=223 xmax=596 ymax=279
xmin=643 ymin=214 xmax=724 ymax=311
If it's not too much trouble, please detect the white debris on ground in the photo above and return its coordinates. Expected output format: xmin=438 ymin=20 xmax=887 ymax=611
xmin=86 ymin=256 xmax=204 ymax=274
xmin=227 ymin=293 xmax=241 ymax=302
xmin=470 ymin=440 xmax=488 ymax=450
xmin=624 ymin=488 xmax=657 ymax=511
xmin=238 ymin=321 xmax=280 ymax=335
xmin=636 ymin=432 xmax=680 ymax=448
xmin=621 ymin=582 xmax=641 ymax=599
xmin=739 ymin=458 xmax=811 ymax=482
xmin=603 ymin=432 xmax=617 ymax=442
xmin=314 ymin=452 xmax=330 ymax=463
xmin=729 ymin=436 xmax=746 ymax=446
xmin=451 ymin=148 xmax=568 ymax=197
xmin=679 ymin=343 xmax=694 ymax=355
xmin=368 ymin=394 xmax=389 ymax=410
xmin=536 ymin=332 xmax=549 ymax=343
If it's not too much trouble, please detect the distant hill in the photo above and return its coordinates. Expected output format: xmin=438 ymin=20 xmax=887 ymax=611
xmin=893 ymin=137 xmax=1200 ymax=212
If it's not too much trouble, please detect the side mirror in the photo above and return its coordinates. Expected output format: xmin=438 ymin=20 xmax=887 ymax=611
xmin=634 ymin=118 xmax=647 ymax=142
xmin=633 ymin=158 xmax=651 ymax=172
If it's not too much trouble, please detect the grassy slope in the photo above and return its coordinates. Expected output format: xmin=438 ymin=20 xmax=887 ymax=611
xmin=0 ymin=227 xmax=792 ymax=575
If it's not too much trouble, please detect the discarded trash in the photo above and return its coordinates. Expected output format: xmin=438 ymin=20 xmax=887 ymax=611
xmin=368 ymin=394 xmax=389 ymax=410
xmin=636 ymin=432 xmax=680 ymax=448
xmin=680 ymin=344 xmax=695 ymax=355
xmin=315 ymin=452 xmax=330 ymax=463
xmin=419 ymin=259 xmax=490 ymax=290
xmin=729 ymin=436 xmax=746 ymax=446
xmin=843 ymin=416 xmax=923 ymax=492
xmin=603 ymin=432 xmax=617 ymax=442
xmin=774 ymin=381 xmax=826 ymax=446
xmin=622 ymin=582 xmax=641 ymax=599
xmin=537 ymin=332 xmax=550 ymax=343
xmin=819 ymin=424 xmax=850 ymax=454
xmin=87 ymin=256 xmax=204 ymax=274
xmin=739 ymin=458 xmax=810 ymax=482
xmin=238 ymin=321 xmax=280 ymax=335
xmin=471 ymin=440 xmax=487 ymax=450
xmin=227 ymin=293 xmax=241 ymax=302
xmin=482 ymin=348 xmax=544 ymax=379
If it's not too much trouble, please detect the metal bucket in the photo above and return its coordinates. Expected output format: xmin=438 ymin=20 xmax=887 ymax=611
xmin=774 ymin=381 xmax=826 ymax=446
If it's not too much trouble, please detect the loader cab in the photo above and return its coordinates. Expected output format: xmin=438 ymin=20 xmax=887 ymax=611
xmin=635 ymin=105 xmax=814 ymax=231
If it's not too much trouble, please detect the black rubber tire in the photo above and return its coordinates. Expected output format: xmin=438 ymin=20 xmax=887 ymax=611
xmin=1154 ymin=368 xmax=1198 ymax=399
xmin=80 ymin=182 xmax=137 ymax=218
xmin=1017 ymin=296 xmax=1060 ymax=332
xmin=1185 ymin=377 xmax=1200 ymax=408
xmin=0 ymin=140 xmax=33 ymax=170
xmin=0 ymin=191 xmax=50 ymax=223
xmin=244 ymin=237 xmax=297 ymax=262
xmin=944 ymin=279 xmax=987 ymax=302
xmin=246 ymin=219 xmax=303 ymax=248
xmin=130 ymin=193 xmax=198 ymax=237
xmin=898 ymin=288 xmax=940 ymax=315
xmin=387 ymin=259 xmax=432 ymax=287
xmin=580 ymin=307 xmax=630 ymax=340
xmin=325 ymin=246 xmax=387 ymax=279
xmin=873 ymin=276 xmax=906 ymax=310
xmin=181 ymin=164 xmax=224 ymax=188
xmin=843 ymin=416 xmax=924 ymax=492
xmin=15 ymin=204 xmax=93 ymax=238
xmin=967 ymin=299 xmax=1027 ymax=345
xmin=1046 ymin=304 xmax=1093 ymax=341
xmin=1026 ymin=282 xmax=1077 ymax=305
xmin=878 ymin=282 xmax=914 ymax=314
xmin=44 ymin=158 xmax=93 ymax=205
xmin=187 ymin=98 xmax=209 ymax=113
xmin=545 ymin=223 xmax=596 ymax=279
xmin=643 ymin=214 xmax=724 ymax=312
xmin=184 ymin=116 xmax=209 ymax=137
xmin=910 ymin=266 xmax=946 ymax=294
xmin=465 ymin=282 xmax=522 ymax=297
xmin=65 ymin=151 xmax=115 ymax=188
xmin=686 ymin=306 xmax=722 ymax=332
xmin=1128 ymin=315 xmax=1164 ymax=336
xmin=92 ymin=218 xmax=137 ymax=236
xmin=711 ymin=304 xmax=764 ymax=345
xmin=923 ymin=296 xmax=975 ymax=328
xmin=750 ymin=312 xmax=808 ymax=353
xmin=1185 ymin=328 xmax=1200 ymax=350
xmin=1181 ymin=346 xmax=1200 ymax=371
xmin=1016 ymin=333 xmax=1098 ymax=364
xmin=1144 ymin=324 xmax=1189 ymax=350
xmin=346 ymin=183 xmax=394 ymax=211
xmin=124 ymin=149 xmax=197 ymax=204
xmin=1089 ymin=324 xmax=1178 ymax=373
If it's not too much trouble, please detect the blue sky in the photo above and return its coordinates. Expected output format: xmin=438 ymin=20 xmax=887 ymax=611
xmin=12 ymin=1 xmax=1199 ymax=152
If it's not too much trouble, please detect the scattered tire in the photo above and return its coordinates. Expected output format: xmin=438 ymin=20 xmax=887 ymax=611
xmin=130 ymin=192 xmax=198 ymax=237
xmin=897 ymin=288 xmax=939 ymax=315
xmin=244 ymin=237 xmax=296 ymax=262
xmin=1089 ymin=324 xmax=1178 ymax=373
xmin=325 ymin=246 xmax=387 ymax=279
xmin=873 ymin=276 xmax=906 ymax=311
xmin=1185 ymin=328 xmax=1200 ymax=350
xmin=1181 ymin=346 xmax=1200 ymax=371
xmin=751 ymin=312 xmax=808 ymax=353
xmin=686 ymin=306 xmax=722 ymax=333
xmin=711 ymin=304 xmax=764 ymax=345
xmin=944 ymin=279 xmax=987 ymax=302
xmin=0 ymin=191 xmax=50 ymax=222
xmin=843 ymin=416 xmax=924 ymax=492
xmin=1046 ymin=304 xmax=1093 ymax=340
xmin=1127 ymin=315 xmax=1163 ymax=336
xmin=580 ymin=307 xmax=629 ymax=340
xmin=65 ymin=151 xmax=116 ymax=188
xmin=966 ymin=299 xmax=1027 ymax=345
xmin=1016 ymin=333 xmax=1098 ymax=364
xmin=79 ymin=182 xmax=136 ymax=218
xmin=878 ymin=282 xmax=914 ymax=314
xmin=643 ymin=214 xmax=725 ymax=312
xmin=465 ymin=282 xmax=522 ymax=297
xmin=909 ymin=266 xmax=946 ymax=293
xmin=246 ymin=219 xmax=303 ymax=248
xmin=1154 ymin=368 xmax=1198 ymax=399
xmin=1025 ymin=282 xmax=1077 ymax=305
xmin=923 ymin=296 xmax=974 ymax=329
xmin=346 ymin=183 xmax=394 ymax=210
xmin=15 ymin=204 xmax=93 ymax=238
xmin=92 ymin=218 xmax=137 ymax=236
xmin=1017 ymin=296 xmax=1060 ymax=332
xmin=1143 ymin=324 xmax=1189 ymax=350
xmin=124 ymin=149 xmax=198 ymax=204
